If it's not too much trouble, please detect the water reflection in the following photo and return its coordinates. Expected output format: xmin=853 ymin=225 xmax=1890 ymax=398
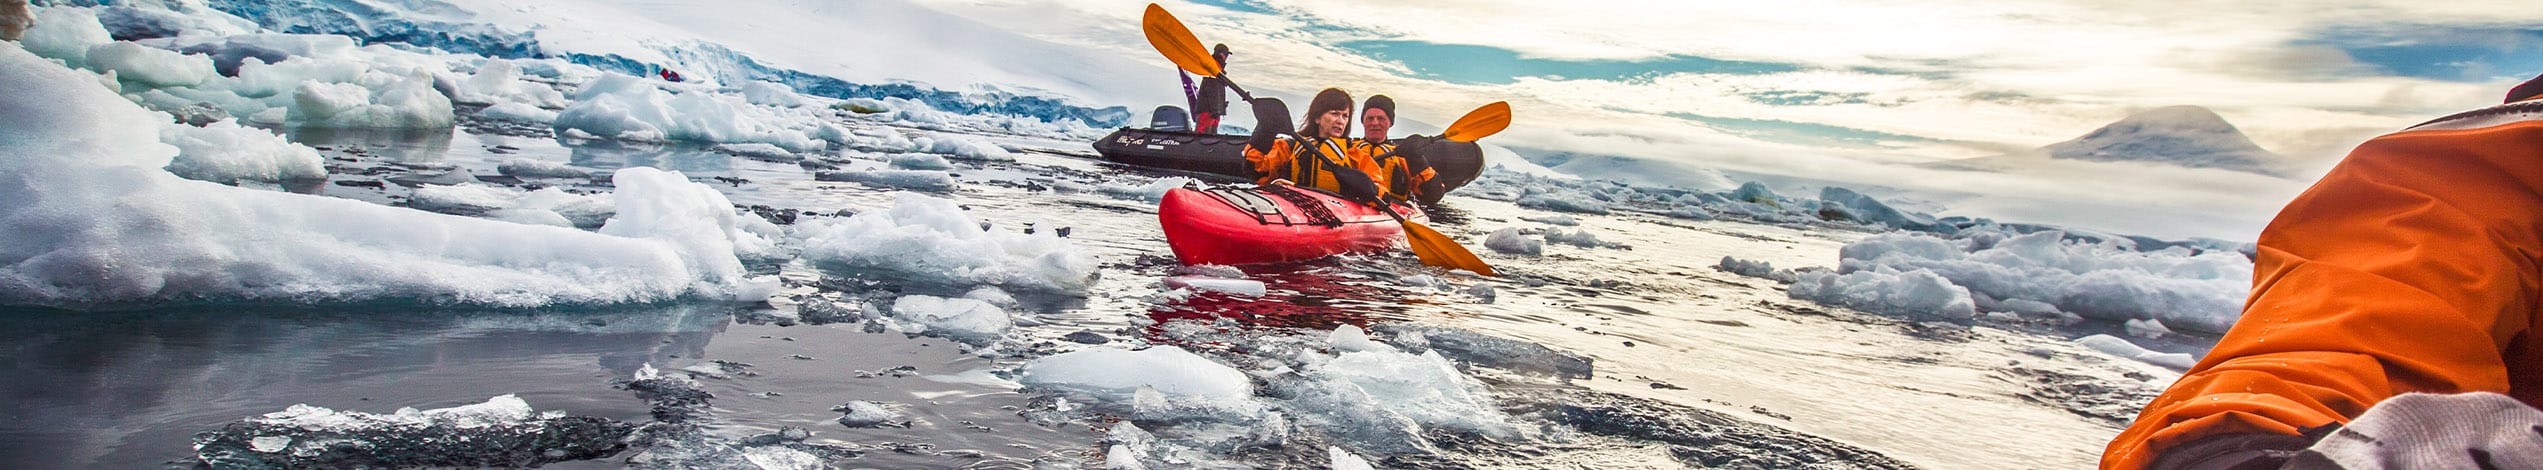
xmin=0 ymin=304 xmax=735 ymax=469
xmin=284 ymin=127 xmax=456 ymax=163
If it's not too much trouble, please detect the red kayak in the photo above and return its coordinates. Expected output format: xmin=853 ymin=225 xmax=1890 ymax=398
xmin=1158 ymin=185 xmax=1421 ymax=265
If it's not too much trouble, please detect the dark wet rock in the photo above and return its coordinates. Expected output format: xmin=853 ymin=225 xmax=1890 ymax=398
xmin=1650 ymin=382 xmax=1685 ymax=390
xmin=191 ymin=415 xmax=631 ymax=469
xmin=747 ymin=205 xmax=798 ymax=225
xmin=621 ymin=371 xmax=714 ymax=423
xmin=1063 ymin=330 xmax=1111 ymax=345
xmin=1374 ymin=324 xmax=1594 ymax=380
xmin=1505 ymin=388 xmax=1916 ymax=469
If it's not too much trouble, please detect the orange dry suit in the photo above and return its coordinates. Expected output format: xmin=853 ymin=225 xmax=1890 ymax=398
xmin=1245 ymin=135 xmax=1386 ymax=199
xmin=2102 ymin=98 xmax=2543 ymax=468
xmin=1355 ymin=138 xmax=1436 ymax=202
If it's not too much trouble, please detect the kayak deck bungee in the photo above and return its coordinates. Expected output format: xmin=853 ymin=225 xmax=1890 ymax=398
xmin=1158 ymin=185 xmax=1423 ymax=266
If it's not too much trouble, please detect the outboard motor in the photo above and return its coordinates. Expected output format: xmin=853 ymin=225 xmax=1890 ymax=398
xmin=1150 ymin=105 xmax=1192 ymax=132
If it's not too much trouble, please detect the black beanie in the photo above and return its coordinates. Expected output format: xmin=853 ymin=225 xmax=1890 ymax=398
xmin=2510 ymin=73 xmax=2543 ymax=103
xmin=1303 ymin=88 xmax=1353 ymax=136
xmin=1363 ymin=94 xmax=1395 ymax=119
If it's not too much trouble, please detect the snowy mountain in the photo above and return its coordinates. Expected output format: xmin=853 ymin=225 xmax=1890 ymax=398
xmin=1941 ymin=106 xmax=2292 ymax=177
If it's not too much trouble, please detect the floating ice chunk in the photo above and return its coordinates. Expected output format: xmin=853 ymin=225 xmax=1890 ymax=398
xmin=1162 ymin=276 xmax=1265 ymax=297
xmin=477 ymin=101 xmax=557 ymax=124
xmin=736 ymin=80 xmax=811 ymax=108
xmin=85 ymin=41 xmax=214 ymax=88
xmin=454 ymin=59 xmax=566 ymax=108
xmin=891 ymin=295 xmax=1011 ymax=344
xmin=1521 ymin=215 xmax=1579 ymax=226
xmin=1173 ymin=264 xmax=1247 ymax=279
xmin=286 ymin=74 xmax=455 ymax=129
xmin=495 ymin=158 xmax=593 ymax=179
xmin=553 ymin=74 xmax=823 ymax=151
xmin=1020 ymin=346 xmax=1254 ymax=406
xmin=714 ymin=142 xmax=796 ymax=161
xmin=918 ymin=133 xmax=1015 ymax=161
xmin=1327 ymin=324 xmax=1387 ymax=353
xmin=2076 ymin=334 xmax=2196 ymax=370
xmin=411 ymin=183 xmax=522 ymax=213
xmin=0 ymin=49 xmax=766 ymax=308
xmin=160 ymin=120 xmax=325 ymax=183
xmin=887 ymin=152 xmax=953 ymax=170
xmin=1715 ymin=256 xmax=1798 ymax=283
xmin=1288 ymin=349 xmax=1517 ymax=454
xmin=193 ymin=394 xmax=629 ymax=468
xmin=1515 ymin=191 xmax=1609 ymax=214
xmin=1812 ymin=229 xmax=2251 ymax=333
xmin=22 ymin=6 xmax=113 ymax=68
xmin=1105 ymin=444 xmax=1148 ymax=470
xmin=1819 ymin=186 xmax=1937 ymax=231
xmin=1372 ymin=324 xmax=1592 ymax=379
xmin=1543 ymin=228 xmax=1614 ymax=248
xmin=795 ymin=192 xmax=1097 ymax=293
xmin=813 ymin=169 xmax=956 ymax=192
xmin=1483 ymin=228 xmax=1541 ymax=255
xmin=1098 ymin=176 xmax=1192 ymax=202
xmin=1329 ymin=446 xmax=1376 ymax=470
xmin=2124 ymin=318 xmax=2174 ymax=339
xmin=832 ymin=400 xmax=907 ymax=428
xmin=1789 ymin=266 xmax=1978 ymax=320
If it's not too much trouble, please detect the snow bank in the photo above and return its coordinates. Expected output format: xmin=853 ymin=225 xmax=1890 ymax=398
xmin=160 ymin=120 xmax=326 ymax=183
xmin=0 ymin=44 xmax=776 ymax=309
xmin=795 ymin=192 xmax=1098 ymax=293
xmin=552 ymin=74 xmax=825 ymax=152
xmin=1785 ymin=228 xmax=2250 ymax=333
xmin=1020 ymin=346 xmax=1256 ymax=406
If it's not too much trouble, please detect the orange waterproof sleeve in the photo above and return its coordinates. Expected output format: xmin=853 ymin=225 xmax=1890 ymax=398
xmin=2103 ymin=123 xmax=2543 ymax=468
xmin=1245 ymin=139 xmax=1293 ymax=184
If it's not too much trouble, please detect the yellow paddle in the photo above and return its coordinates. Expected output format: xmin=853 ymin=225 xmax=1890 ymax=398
xmin=1142 ymin=3 xmax=1503 ymax=276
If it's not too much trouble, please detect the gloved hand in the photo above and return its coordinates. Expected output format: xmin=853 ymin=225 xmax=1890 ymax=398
xmin=2287 ymin=392 xmax=2543 ymax=469
xmin=1247 ymin=97 xmax=1295 ymax=151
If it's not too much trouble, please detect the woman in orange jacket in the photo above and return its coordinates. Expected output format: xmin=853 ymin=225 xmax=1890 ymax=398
xmin=2104 ymin=77 xmax=2543 ymax=469
xmin=1246 ymin=88 xmax=1388 ymax=200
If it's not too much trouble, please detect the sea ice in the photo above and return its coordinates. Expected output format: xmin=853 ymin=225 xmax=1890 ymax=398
xmin=794 ymin=192 xmax=1098 ymax=293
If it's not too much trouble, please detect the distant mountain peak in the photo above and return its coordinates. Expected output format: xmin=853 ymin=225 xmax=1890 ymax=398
xmin=2037 ymin=105 xmax=2286 ymax=176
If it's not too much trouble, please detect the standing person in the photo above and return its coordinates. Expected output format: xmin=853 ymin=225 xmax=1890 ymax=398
xmin=1246 ymin=88 xmax=1384 ymax=202
xmin=1192 ymin=44 xmax=1233 ymax=134
xmin=1352 ymin=94 xmax=1440 ymax=203
xmin=2102 ymin=75 xmax=2543 ymax=469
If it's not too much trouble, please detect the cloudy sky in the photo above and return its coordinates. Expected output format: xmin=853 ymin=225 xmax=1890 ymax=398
xmin=891 ymin=0 xmax=2543 ymax=239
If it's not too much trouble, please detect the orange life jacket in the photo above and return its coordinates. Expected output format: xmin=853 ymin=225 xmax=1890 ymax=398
xmin=1245 ymin=136 xmax=1384 ymax=197
xmin=2103 ymin=99 xmax=2543 ymax=468
xmin=1355 ymin=138 xmax=1435 ymax=202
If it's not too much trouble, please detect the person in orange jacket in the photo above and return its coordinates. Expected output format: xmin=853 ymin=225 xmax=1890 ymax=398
xmin=2103 ymin=75 xmax=2543 ymax=469
xmin=1352 ymin=94 xmax=1441 ymax=203
xmin=1246 ymin=88 xmax=1387 ymax=202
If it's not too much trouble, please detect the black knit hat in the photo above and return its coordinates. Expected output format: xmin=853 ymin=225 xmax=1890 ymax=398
xmin=1363 ymin=94 xmax=1395 ymax=119
xmin=1303 ymin=88 xmax=1353 ymax=136
xmin=2510 ymin=73 xmax=2543 ymax=103
xmin=1213 ymin=43 xmax=1231 ymax=57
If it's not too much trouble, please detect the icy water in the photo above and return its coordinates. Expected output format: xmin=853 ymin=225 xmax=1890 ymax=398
xmin=0 ymin=119 xmax=2202 ymax=469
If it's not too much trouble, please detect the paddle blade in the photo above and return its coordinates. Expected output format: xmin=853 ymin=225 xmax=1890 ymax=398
xmin=1142 ymin=4 xmax=1223 ymax=77
xmin=1439 ymin=101 xmax=1511 ymax=142
xmin=1400 ymin=218 xmax=1498 ymax=276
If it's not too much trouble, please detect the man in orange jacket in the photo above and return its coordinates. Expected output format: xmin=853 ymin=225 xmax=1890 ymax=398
xmin=2104 ymin=76 xmax=2543 ymax=469
xmin=1353 ymin=94 xmax=1441 ymax=203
